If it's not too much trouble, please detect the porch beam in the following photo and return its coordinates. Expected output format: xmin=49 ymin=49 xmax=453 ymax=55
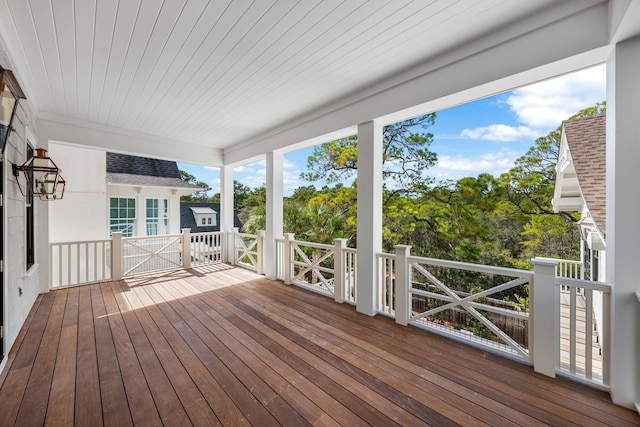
xmin=38 ymin=114 xmax=223 ymax=166
xmin=607 ymin=33 xmax=640 ymax=410
xmin=356 ymin=120 xmax=382 ymax=316
xmin=265 ymin=151 xmax=283 ymax=279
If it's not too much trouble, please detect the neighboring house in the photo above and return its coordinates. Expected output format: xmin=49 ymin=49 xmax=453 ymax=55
xmin=180 ymin=202 xmax=242 ymax=233
xmin=48 ymin=143 xmax=200 ymax=241
xmin=552 ymin=114 xmax=606 ymax=282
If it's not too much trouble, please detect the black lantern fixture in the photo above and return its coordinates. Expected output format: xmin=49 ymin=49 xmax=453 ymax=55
xmin=12 ymin=148 xmax=66 ymax=200
xmin=0 ymin=65 xmax=26 ymax=154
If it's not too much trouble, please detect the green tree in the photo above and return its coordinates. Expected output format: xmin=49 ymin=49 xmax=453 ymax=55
xmin=500 ymin=101 xmax=605 ymax=261
xmin=303 ymin=114 xmax=438 ymax=200
xmin=501 ymin=102 xmax=605 ymax=220
xmin=179 ymin=170 xmax=212 ymax=202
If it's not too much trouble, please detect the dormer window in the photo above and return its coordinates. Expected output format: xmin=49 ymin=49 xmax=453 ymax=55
xmin=190 ymin=207 xmax=217 ymax=227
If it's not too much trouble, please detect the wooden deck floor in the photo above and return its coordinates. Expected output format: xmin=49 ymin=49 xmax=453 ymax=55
xmin=0 ymin=265 xmax=638 ymax=426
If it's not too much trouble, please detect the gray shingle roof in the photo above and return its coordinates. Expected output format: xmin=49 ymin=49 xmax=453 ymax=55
xmin=107 ymin=152 xmax=180 ymax=177
xmin=106 ymin=152 xmax=200 ymax=190
xmin=563 ymin=114 xmax=606 ymax=236
xmin=180 ymin=202 xmax=242 ymax=232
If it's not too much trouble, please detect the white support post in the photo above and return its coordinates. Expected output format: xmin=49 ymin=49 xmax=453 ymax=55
xmin=257 ymin=230 xmax=265 ymax=275
xmin=531 ymin=257 xmax=558 ymax=378
xmin=607 ymin=34 xmax=640 ymax=409
xmin=265 ymin=151 xmax=284 ymax=279
xmin=333 ymin=239 xmax=347 ymax=303
xmin=232 ymin=227 xmax=239 ymax=265
xmin=220 ymin=165 xmax=235 ymax=264
xmin=394 ymin=245 xmax=411 ymax=326
xmin=181 ymin=228 xmax=191 ymax=269
xmin=112 ymin=232 xmax=123 ymax=280
xmin=283 ymin=233 xmax=294 ymax=285
xmin=356 ymin=120 xmax=383 ymax=316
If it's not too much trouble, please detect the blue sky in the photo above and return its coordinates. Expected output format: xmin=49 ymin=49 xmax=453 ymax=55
xmin=179 ymin=64 xmax=606 ymax=197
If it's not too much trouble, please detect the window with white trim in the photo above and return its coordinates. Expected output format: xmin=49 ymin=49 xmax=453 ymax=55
xmin=146 ymin=198 xmax=168 ymax=235
xmin=109 ymin=197 xmax=136 ymax=237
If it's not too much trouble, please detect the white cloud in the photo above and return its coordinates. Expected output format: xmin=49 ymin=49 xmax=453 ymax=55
xmin=431 ymin=152 xmax=515 ymax=181
xmin=457 ymin=65 xmax=605 ymax=144
xmin=460 ymin=124 xmax=538 ymax=142
xmin=203 ymin=165 xmax=218 ymax=171
xmin=506 ymin=64 xmax=606 ymax=132
xmin=208 ymin=178 xmax=220 ymax=194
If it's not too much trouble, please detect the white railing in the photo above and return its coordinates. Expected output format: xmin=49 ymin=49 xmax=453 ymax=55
xmin=271 ymin=234 xmax=356 ymax=304
xmin=49 ymin=229 xmax=226 ymax=288
xmin=539 ymin=257 xmax=583 ymax=280
xmin=234 ymin=230 xmax=262 ymax=272
xmin=393 ymin=246 xmax=532 ymax=362
xmin=377 ymin=252 xmax=396 ymax=317
xmin=343 ymin=248 xmax=357 ymax=305
xmin=191 ymin=231 xmax=222 ymax=266
xmin=121 ymin=233 xmax=183 ymax=276
xmin=50 ymin=240 xmax=112 ymax=288
xmin=275 ymin=237 xmax=285 ymax=281
xmin=556 ymin=276 xmax=610 ymax=388
xmin=289 ymin=238 xmax=336 ymax=297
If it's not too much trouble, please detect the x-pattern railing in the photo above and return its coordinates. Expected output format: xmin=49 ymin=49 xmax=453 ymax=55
xmin=291 ymin=240 xmax=335 ymax=296
xmin=409 ymin=258 xmax=531 ymax=360
xmin=235 ymin=233 xmax=258 ymax=270
xmin=123 ymin=235 xmax=182 ymax=276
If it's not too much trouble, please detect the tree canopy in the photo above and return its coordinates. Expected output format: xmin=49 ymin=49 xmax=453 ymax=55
xmin=231 ymin=102 xmax=605 ymax=268
xmin=303 ymin=113 xmax=437 ymax=200
xmin=179 ymin=170 xmax=212 ymax=202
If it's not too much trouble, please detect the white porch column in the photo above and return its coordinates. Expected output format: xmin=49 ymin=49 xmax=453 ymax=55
xmin=265 ymin=151 xmax=283 ymax=279
xmin=607 ymin=34 xmax=640 ymax=411
xmin=356 ymin=120 xmax=383 ymax=316
xmin=220 ymin=165 xmax=235 ymax=263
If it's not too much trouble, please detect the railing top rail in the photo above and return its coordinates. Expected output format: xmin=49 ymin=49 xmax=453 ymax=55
xmin=122 ymin=233 xmax=181 ymax=242
xmin=50 ymin=239 xmax=112 ymax=246
xmin=408 ymin=255 xmax=533 ymax=278
xmin=376 ymin=252 xmax=396 ymax=259
xmin=191 ymin=231 xmax=222 ymax=236
xmin=556 ymin=277 xmax=611 ymax=293
xmin=343 ymin=247 xmax=357 ymax=254
xmin=236 ymin=232 xmax=258 ymax=238
xmin=536 ymin=257 xmax=581 ymax=265
xmin=291 ymin=240 xmax=333 ymax=250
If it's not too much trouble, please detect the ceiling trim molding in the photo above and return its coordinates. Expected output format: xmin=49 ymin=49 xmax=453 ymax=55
xmin=38 ymin=113 xmax=223 ymax=165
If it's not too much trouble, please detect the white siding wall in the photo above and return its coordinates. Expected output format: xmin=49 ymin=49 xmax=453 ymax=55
xmin=48 ymin=143 xmax=108 ymax=241
xmin=1 ymin=44 xmax=49 ymax=372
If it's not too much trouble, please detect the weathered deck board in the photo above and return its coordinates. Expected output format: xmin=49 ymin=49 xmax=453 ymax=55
xmin=0 ymin=265 xmax=638 ymax=426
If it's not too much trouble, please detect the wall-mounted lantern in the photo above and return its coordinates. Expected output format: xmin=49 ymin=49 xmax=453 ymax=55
xmin=12 ymin=148 xmax=66 ymax=200
xmin=0 ymin=65 xmax=26 ymax=154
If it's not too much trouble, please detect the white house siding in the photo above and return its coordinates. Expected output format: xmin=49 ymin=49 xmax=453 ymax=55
xmin=1 ymin=44 xmax=49 ymax=371
xmin=48 ymin=143 xmax=108 ymax=241
xmin=47 ymin=143 xmax=185 ymax=240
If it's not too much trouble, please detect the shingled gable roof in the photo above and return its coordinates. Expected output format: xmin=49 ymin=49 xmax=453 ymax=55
xmin=562 ymin=114 xmax=606 ymax=236
xmin=106 ymin=152 xmax=200 ymax=190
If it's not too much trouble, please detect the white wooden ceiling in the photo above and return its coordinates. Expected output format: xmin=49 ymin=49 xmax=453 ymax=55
xmin=0 ymin=0 xmax=608 ymax=158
